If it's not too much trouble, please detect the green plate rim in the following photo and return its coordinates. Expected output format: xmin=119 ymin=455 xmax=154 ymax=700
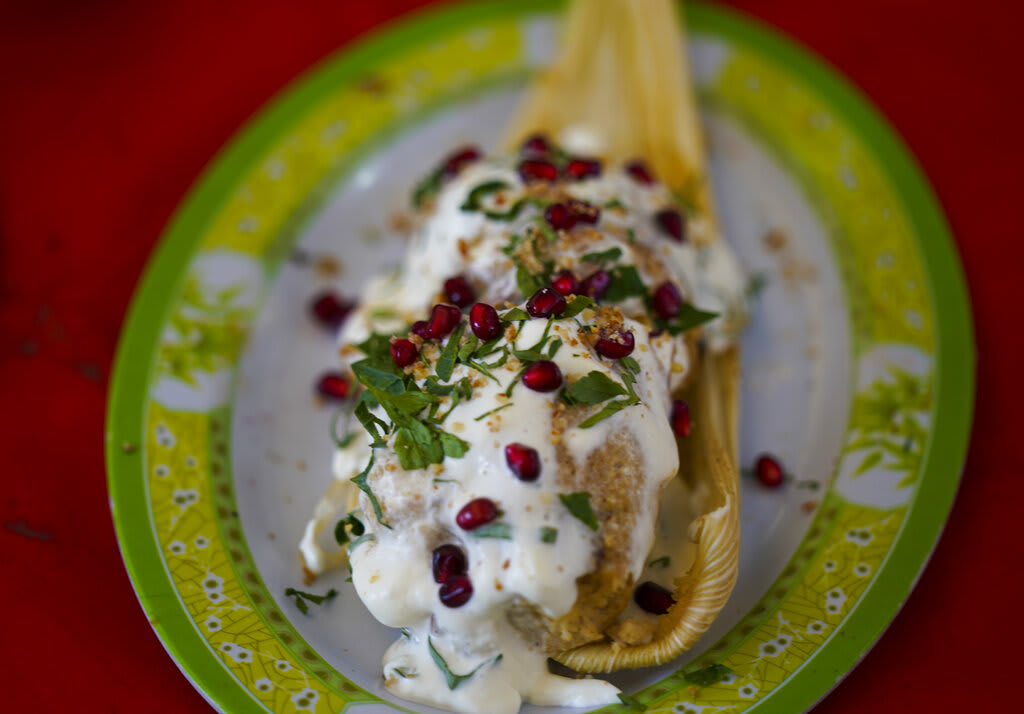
xmin=105 ymin=1 xmax=975 ymax=712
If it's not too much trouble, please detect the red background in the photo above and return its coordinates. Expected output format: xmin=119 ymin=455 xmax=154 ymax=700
xmin=1 ymin=0 xmax=1021 ymax=711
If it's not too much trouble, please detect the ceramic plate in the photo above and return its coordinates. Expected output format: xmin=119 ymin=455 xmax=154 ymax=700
xmin=106 ymin=2 xmax=974 ymax=712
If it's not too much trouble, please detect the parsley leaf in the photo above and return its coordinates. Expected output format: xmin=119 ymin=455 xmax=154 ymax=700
xmin=284 ymin=587 xmax=337 ymax=616
xmin=436 ymin=322 xmax=466 ymax=381
xmin=604 ymin=265 xmax=648 ymax=303
xmin=540 ymin=527 xmax=558 ymax=544
xmin=683 ymin=663 xmax=734 ymax=687
xmin=427 ymin=638 xmax=503 ymax=690
xmin=515 ymin=263 xmax=547 ymax=298
xmin=566 ymin=371 xmax=628 ymax=405
xmin=578 ymin=398 xmax=636 ymax=428
xmin=659 ymin=303 xmax=719 ymax=335
xmin=333 ymin=511 xmax=365 ymax=546
xmin=560 ymin=295 xmax=594 ymax=318
xmin=460 ymin=180 xmax=511 ymax=212
xmin=648 ymin=555 xmax=670 ymax=569
xmin=559 ymin=492 xmax=599 ymax=531
xmin=469 ymin=522 xmax=513 ymax=539
xmin=501 ymin=307 xmax=529 ymax=321
xmin=581 ymin=247 xmax=623 ymax=265
xmin=351 ymin=455 xmax=390 ymax=528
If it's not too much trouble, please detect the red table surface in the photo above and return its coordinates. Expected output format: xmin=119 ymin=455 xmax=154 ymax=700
xmin=1 ymin=0 xmax=1021 ymax=711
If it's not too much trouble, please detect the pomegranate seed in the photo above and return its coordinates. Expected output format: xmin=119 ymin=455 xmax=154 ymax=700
xmin=579 ymin=270 xmax=611 ymax=301
xmin=439 ymin=574 xmax=473 ymax=607
xmin=654 ymin=209 xmax=686 ymax=242
xmin=518 ymin=159 xmax=559 ymax=183
xmin=595 ymin=330 xmax=635 ymax=359
xmin=651 ymin=281 xmax=683 ymax=319
xmin=625 ymin=159 xmax=655 ymax=185
xmin=634 ymin=581 xmax=675 ymax=614
xmin=544 ymin=202 xmax=578 ymax=231
xmin=565 ymin=157 xmax=602 ymax=180
xmin=526 ymin=287 xmax=567 ymax=318
xmin=567 ymin=198 xmax=600 ymax=225
xmin=441 ymin=146 xmax=481 ymax=177
xmin=755 ymin=454 xmax=786 ymax=488
xmin=315 ymin=372 xmax=350 ymax=400
xmin=411 ymin=320 xmax=431 ymax=339
xmin=444 ymin=275 xmax=475 ymax=308
xmin=469 ymin=302 xmax=502 ymax=340
xmin=390 ymin=338 xmax=418 ymax=367
xmin=520 ymin=133 xmax=551 ymax=155
xmin=671 ymin=399 xmax=691 ymax=437
xmin=456 ymin=498 xmax=499 ymax=530
xmin=551 ymin=270 xmax=579 ymax=296
xmin=431 ymin=544 xmax=468 ymax=584
xmin=522 ymin=360 xmax=563 ymax=392
xmin=309 ymin=291 xmax=353 ymax=329
xmin=424 ymin=303 xmax=462 ymax=339
xmin=505 ymin=443 xmax=541 ymax=482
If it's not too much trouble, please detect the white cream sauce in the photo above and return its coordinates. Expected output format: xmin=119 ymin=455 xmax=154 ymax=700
xmin=299 ymin=156 xmax=746 ymax=713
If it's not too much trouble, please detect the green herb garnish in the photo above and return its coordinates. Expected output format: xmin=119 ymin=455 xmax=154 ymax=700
xmin=427 ymin=638 xmax=503 ymax=690
xmin=469 ymin=522 xmax=513 ymax=539
xmin=581 ymin=247 xmax=623 ymax=266
xmin=346 ymin=532 xmax=376 ymax=554
xmin=540 ymin=527 xmax=558 ymax=544
xmin=473 ymin=403 xmax=513 ymax=421
xmin=565 ymin=370 xmax=628 ymax=405
xmin=648 ymin=556 xmax=670 ymax=569
xmin=656 ymin=303 xmax=719 ymax=336
xmin=501 ymin=307 xmax=529 ymax=322
xmin=284 ymin=587 xmax=337 ymax=616
xmin=559 ymin=492 xmax=599 ymax=531
xmin=560 ymin=295 xmax=594 ymax=319
xmin=435 ymin=322 xmax=466 ymax=381
xmin=333 ymin=511 xmax=365 ymax=546
xmin=604 ymin=265 xmax=648 ymax=303
xmin=351 ymin=455 xmax=390 ymax=528
xmin=460 ymin=180 xmax=510 ymax=212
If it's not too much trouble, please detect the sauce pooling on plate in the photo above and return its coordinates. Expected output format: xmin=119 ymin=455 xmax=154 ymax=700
xmin=299 ymin=144 xmax=745 ymax=713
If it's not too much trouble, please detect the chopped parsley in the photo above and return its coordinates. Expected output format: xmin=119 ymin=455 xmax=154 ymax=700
xmin=540 ymin=526 xmax=558 ymax=544
xmin=565 ymin=370 xmax=628 ymax=405
xmin=351 ymin=454 xmax=390 ymax=528
xmin=648 ymin=556 xmax=670 ymax=569
xmin=468 ymin=522 xmax=513 ymax=539
xmin=581 ymin=246 xmax=623 ymax=266
xmin=333 ymin=511 xmax=365 ymax=546
xmin=559 ymin=492 xmax=599 ymax=531
xmin=460 ymin=180 xmax=510 ymax=212
xmin=473 ymin=402 xmax=513 ymax=421
xmin=284 ymin=587 xmax=337 ymax=616
xmin=427 ymin=637 xmax=502 ymax=690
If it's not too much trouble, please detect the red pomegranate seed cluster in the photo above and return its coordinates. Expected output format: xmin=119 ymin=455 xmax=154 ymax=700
xmin=432 ymin=544 xmax=472 ymax=607
xmin=443 ymin=275 xmax=475 ymax=308
xmin=522 ymin=360 xmax=563 ymax=392
xmin=579 ymin=270 xmax=611 ymax=300
xmin=651 ymin=281 xmax=683 ymax=320
xmin=544 ymin=202 xmax=577 ymax=231
xmin=390 ymin=338 xmax=418 ymax=368
xmin=526 ymin=287 xmax=567 ymax=318
xmin=456 ymin=498 xmax=499 ymax=530
xmin=412 ymin=303 xmax=462 ymax=340
xmin=309 ymin=291 xmax=354 ymax=329
xmin=469 ymin=302 xmax=502 ymax=340
xmin=671 ymin=399 xmax=691 ymax=438
xmin=551 ymin=270 xmax=579 ymax=296
xmin=634 ymin=581 xmax=675 ymax=614
xmin=504 ymin=443 xmax=541 ymax=482
xmin=565 ymin=157 xmax=602 ymax=181
xmin=315 ymin=372 xmax=350 ymax=401
xmin=655 ymin=208 xmax=686 ymax=242
xmin=625 ymin=159 xmax=655 ymax=185
xmin=440 ymin=146 xmax=482 ymax=178
xmin=518 ymin=158 xmax=559 ymax=183
xmin=519 ymin=133 xmax=551 ymax=155
xmin=595 ymin=330 xmax=635 ymax=359
xmin=567 ymin=198 xmax=601 ymax=225
xmin=755 ymin=454 xmax=785 ymax=488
